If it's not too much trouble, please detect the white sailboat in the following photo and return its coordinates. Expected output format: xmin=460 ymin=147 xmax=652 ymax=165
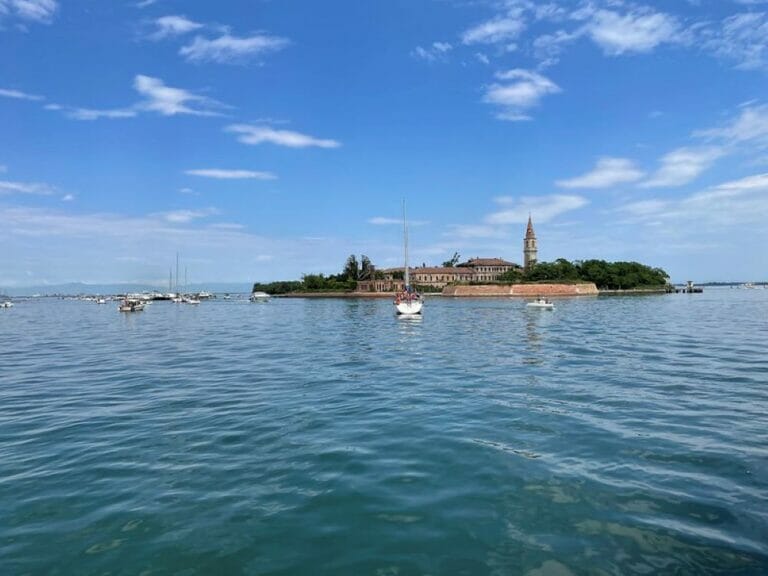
xmin=394 ymin=201 xmax=423 ymax=316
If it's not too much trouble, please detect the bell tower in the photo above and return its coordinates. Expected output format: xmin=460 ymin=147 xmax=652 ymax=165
xmin=523 ymin=214 xmax=538 ymax=269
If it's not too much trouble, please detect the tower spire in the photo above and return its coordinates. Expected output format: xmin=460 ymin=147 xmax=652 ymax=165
xmin=523 ymin=215 xmax=538 ymax=269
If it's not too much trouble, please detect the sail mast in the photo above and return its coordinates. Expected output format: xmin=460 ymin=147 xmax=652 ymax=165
xmin=403 ymin=200 xmax=409 ymax=290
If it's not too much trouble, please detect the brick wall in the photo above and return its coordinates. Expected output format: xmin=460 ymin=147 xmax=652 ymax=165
xmin=443 ymin=283 xmax=598 ymax=297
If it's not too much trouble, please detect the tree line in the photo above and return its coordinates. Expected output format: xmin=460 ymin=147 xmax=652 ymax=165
xmin=498 ymin=259 xmax=669 ymax=290
xmin=252 ymin=254 xmax=375 ymax=294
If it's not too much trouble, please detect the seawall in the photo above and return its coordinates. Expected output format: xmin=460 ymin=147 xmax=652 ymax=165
xmin=442 ymin=283 xmax=598 ymax=297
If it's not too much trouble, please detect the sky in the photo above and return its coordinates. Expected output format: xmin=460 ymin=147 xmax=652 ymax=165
xmin=1 ymin=0 xmax=768 ymax=287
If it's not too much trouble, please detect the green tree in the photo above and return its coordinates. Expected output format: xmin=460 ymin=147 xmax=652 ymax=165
xmin=442 ymin=252 xmax=461 ymax=267
xmin=342 ymin=255 xmax=359 ymax=280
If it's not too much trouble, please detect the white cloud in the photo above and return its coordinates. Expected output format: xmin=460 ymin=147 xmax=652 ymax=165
xmin=0 ymin=87 xmax=44 ymax=101
xmin=641 ymin=147 xmax=724 ymax=188
xmin=0 ymin=179 xmax=54 ymax=195
xmin=412 ymin=41 xmax=452 ymax=62
xmin=462 ymin=10 xmax=526 ymax=45
xmin=66 ymin=107 xmax=137 ymax=120
xmin=61 ymin=193 xmax=74 ymax=202
xmin=0 ymin=0 xmax=57 ymax=23
xmin=584 ymin=8 xmax=681 ymax=56
xmin=136 ymin=0 xmax=158 ymax=7
xmin=158 ymin=208 xmax=217 ymax=224
xmin=226 ymin=124 xmax=341 ymax=148
xmin=486 ymin=194 xmax=588 ymax=224
xmin=133 ymin=74 xmax=222 ymax=116
xmin=705 ymin=12 xmax=768 ymax=70
xmin=368 ymin=217 xmax=429 ymax=226
xmin=185 ymin=169 xmax=276 ymax=180
xmin=151 ymin=15 xmax=203 ymax=39
xmin=698 ymin=103 xmax=768 ymax=144
xmin=180 ymin=33 xmax=289 ymax=64
xmin=620 ymin=173 xmax=768 ymax=228
xmin=556 ymin=157 xmax=645 ymax=188
xmin=482 ymin=69 xmax=560 ymax=121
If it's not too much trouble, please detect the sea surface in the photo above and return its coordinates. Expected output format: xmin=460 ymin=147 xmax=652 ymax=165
xmin=1 ymin=289 xmax=767 ymax=575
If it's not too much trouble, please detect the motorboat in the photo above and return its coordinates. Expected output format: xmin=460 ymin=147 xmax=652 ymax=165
xmin=394 ymin=201 xmax=423 ymax=316
xmin=96 ymin=298 xmax=107 ymax=305
xmin=0 ymin=301 xmax=13 ymax=308
xmin=526 ymin=297 xmax=554 ymax=310
xmin=250 ymin=291 xmax=271 ymax=302
xmin=182 ymin=296 xmax=200 ymax=305
xmin=118 ymin=298 xmax=145 ymax=312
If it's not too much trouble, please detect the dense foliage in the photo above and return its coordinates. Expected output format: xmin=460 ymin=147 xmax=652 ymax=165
xmin=498 ymin=259 xmax=669 ymax=289
xmin=252 ymin=254 xmax=372 ymax=294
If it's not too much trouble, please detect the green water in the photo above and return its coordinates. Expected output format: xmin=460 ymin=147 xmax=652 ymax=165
xmin=1 ymin=291 xmax=766 ymax=574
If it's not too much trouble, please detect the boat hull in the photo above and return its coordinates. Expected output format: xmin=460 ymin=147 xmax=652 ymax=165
xmin=395 ymin=300 xmax=423 ymax=315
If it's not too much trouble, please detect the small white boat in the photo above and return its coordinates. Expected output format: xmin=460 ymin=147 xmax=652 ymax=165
xmin=0 ymin=301 xmax=14 ymax=308
xmin=250 ymin=291 xmax=271 ymax=302
xmin=527 ymin=297 xmax=554 ymax=310
xmin=182 ymin=296 xmax=200 ymax=305
xmin=96 ymin=298 xmax=107 ymax=305
xmin=118 ymin=299 xmax=145 ymax=312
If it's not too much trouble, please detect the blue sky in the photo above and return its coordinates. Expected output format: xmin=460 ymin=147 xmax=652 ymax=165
xmin=1 ymin=0 xmax=767 ymax=286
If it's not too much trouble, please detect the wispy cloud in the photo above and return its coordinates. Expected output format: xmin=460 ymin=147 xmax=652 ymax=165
xmin=704 ymin=12 xmax=768 ymax=70
xmin=367 ymin=217 xmax=429 ymax=226
xmin=697 ymin=102 xmax=768 ymax=143
xmin=185 ymin=168 xmax=276 ymax=180
xmin=180 ymin=33 xmax=289 ymax=64
xmin=582 ymin=8 xmax=682 ymax=56
xmin=486 ymin=194 xmax=588 ymax=224
xmin=226 ymin=124 xmax=341 ymax=148
xmin=620 ymin=173 xmax=768 ymax=228
xmin=640 ymin=147 xmax=724 ymax=188
xmin=134 ymin=74 xmax=223 ymax=116
xmin=482 ymin=69 xmax=560 ymax=121
xmin=462 ymin=8 xmax=526 ymax=46
xmin=0 ymin=87 xmax=44 ymax=101
xmin=411 ymin=41 xmax=452 ymax=62
xmin=556 ymin=157 xmax=644 ymax=189
xmin=150 ymin=15 xmax=203 ymax=39
xmin=157 ymin=208 xmax=218 ymax=224
xmin=0 ymin=179 xmax=55 ymax=195
xmin=49 ymin=75 xmax=223 ymax=121
xmin=65 ymin=107 xmax=137 ymax=120
xmin=0 ymin=0 xmax=58 ymax=23
xmin=448 ymin=194 xmax=587 ymax=240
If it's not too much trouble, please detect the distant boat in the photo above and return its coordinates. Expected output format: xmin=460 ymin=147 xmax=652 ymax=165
xmin=0 ymin=301 xmax=13 ymax=308
xmin=182 ymin=296 xmax=200 ymax=305
xmin=394 ymin=201 xmax=423 ymax=316
xmin=250 ymin=291 xmax=270 ymax=303
xmin=96 ymin=298 xmax=106 ymax=305
xmin=118 ymin=298 xmax=144 ymax=312
xmin=527 ymin=297 xmax=554 ymax=310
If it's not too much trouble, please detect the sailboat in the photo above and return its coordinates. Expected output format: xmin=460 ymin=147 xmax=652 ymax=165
xmin=394 ymin=201 xmax=423 ymax=316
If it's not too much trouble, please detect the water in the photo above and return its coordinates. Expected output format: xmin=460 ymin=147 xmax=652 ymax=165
xmin=1 ymin=290 xmax=767 ymax=575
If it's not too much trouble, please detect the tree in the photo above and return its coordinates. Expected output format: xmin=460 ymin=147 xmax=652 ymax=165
xmin=342 ymin=254 xmax=359 ymax=280
xmin=360 ymin=255 xmax=373 ymax=279
xmin=442 ymin=251 xmax=461 ymax=267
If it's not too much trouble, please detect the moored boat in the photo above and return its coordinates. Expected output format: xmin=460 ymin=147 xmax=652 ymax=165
xmin=250 ymin=291 xmax=270 ymax=302
xmin=394 ymin=201 xmax=423 ymax=316
xmin=526 ymin=297 xmax=554 ymax=310
xmin=118 ymin=298 xmax=145 ymax=312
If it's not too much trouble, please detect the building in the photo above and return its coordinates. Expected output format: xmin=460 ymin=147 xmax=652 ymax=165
xmin=355 ymin=217 xmax=538 ymax=291
xmin=457 ymin=257 xmax=520 ymax=282
xmin=524 ymin=215 xmax=538 ymax=269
